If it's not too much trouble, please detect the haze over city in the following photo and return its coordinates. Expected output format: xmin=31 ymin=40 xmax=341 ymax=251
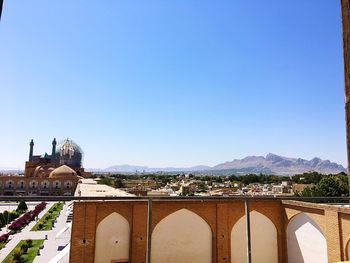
xmin=0 ymin=0 xmax=346 ymax=169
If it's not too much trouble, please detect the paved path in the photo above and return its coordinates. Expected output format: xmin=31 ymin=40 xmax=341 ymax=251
xmin=0 ymin=202 xmax=55 ymax=261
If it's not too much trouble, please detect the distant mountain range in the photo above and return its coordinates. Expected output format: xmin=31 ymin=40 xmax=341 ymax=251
xmin=0 ymin=167 xmax=23 ymax=174
xmin=88 ymin=153 xmax=347 ymax=175
xmin=89 ymin=164 xmax=212 ymax=173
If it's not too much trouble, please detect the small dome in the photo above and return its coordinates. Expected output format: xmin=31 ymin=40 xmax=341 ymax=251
xmin=49 ymin=165 xmax=77 ymax=178
xmin=33 ymin=165 xmax=55 ymax=178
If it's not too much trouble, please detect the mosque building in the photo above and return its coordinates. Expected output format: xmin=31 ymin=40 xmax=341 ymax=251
xmin=0 ymin=138 xmax=91 ymax=196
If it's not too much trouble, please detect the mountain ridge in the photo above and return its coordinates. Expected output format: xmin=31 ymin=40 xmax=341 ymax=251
xmin=87 ymin=153 xmax=346 ymax=175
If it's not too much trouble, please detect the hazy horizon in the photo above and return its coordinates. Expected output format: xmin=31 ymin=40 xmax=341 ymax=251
xmin=0 ymin=1 xmax=347 ymax=168
xmin=0 ymin=151 xmax=346 ymax=171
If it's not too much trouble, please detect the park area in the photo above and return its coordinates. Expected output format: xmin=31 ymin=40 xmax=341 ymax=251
xmin=31 ymin=202 xmax=63 ymax=231
xmin=0 ymin=201 xmax=72 ymax=263
xmin=2 ymin=239 xmax=44 ymax=263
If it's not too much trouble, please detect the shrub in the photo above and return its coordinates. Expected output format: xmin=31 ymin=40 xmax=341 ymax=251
xmin=16 ymin=201 xmax=28 ymax=212
xmin=12 ymin=248 xmax=22 ymax=261
xmin=3 ymin=211 xmax=9 ymax=224
xmin=20 ymin=243 xmax=28 ymax=254
xmin=9 ymin=221 xmax=23 ymax=231
xmin=0 ymin=213 xmax=5 ymax=227
xmin=9 ymin=211 xmax=19 ymax=221
xmin=0 ymin=233 xmax=9 ymax=242
xmin=26 ymin=239 xmax=33 ymax=247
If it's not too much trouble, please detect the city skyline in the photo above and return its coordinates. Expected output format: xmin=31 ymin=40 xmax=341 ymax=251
xmin=0 ymin=0 xmax=346 ymax=168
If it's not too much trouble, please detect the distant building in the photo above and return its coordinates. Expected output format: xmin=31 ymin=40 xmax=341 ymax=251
xmin=0 ymin=138 xmax=91 ymax=196
xmin=25 ymin=138 xmax=90 ymax=178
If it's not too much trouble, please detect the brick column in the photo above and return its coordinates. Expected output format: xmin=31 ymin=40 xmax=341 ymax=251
xmin=69 ymin=202 xmax=97 ymax=263
xmin=217 ymin=203 xmax=230 ymax=263
xmin=130 ymin=204 xmax=148 ymax=263
xmin=325 ymin=210 xmax=342 ymax=262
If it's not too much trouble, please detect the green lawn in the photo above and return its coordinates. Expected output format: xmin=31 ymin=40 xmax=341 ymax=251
xmin=0 ymin=242 xmax=7 ymax=250
xmin=2 ymin=239 xmax=44 ymax=263
xmin=31 ymin=202 xmax=64 ymax=231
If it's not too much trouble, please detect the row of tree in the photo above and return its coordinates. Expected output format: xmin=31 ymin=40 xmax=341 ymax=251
xmin=0 ymin=201 xmax=28 ymax=229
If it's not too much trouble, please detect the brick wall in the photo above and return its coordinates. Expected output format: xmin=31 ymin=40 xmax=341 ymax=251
xmin=69 ymin=199 xmax=350 ymax=263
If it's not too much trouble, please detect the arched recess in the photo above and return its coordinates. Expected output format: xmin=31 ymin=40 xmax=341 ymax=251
xmin=346 ymin=238 xmax=350 ymax=260
xmin=231 ymin=210 xmax=278 ymax=263
xmin=94 ymin=212 xmax=130 ymax=263
xmin=287 ymin=213 xmax=327 ymax=263
xmin=151 ymin=208 xmax=212 ymax=263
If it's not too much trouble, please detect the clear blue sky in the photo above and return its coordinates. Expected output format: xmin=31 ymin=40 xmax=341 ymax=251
xmin=0 ymin=0 xmax=346 ymax=169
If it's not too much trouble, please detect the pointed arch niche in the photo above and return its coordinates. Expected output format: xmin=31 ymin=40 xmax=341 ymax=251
xmin=287 ymin=213 xmax=327 ymax=263
xmin=94 ymin=212 xmax=130 ymax=263
xmin=231 ymin=210 xmax=278 ymax=263
xmin=151 ymin=208 xmax=212 ymax=263
xmin=346 ymin=238 xmax=350 ymax=260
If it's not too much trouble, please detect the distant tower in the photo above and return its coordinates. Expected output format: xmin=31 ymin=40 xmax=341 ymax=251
xmin=29 ymin=139 xmax=34 ymax=161
xmin=51 ymin=138 xmax=57 ymax=163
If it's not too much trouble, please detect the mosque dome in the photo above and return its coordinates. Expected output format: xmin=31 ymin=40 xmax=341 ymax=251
xmin=55 ymin=138 xmax=83 ymax=156
xmin=55 ymin=138 xmax=83 ymax=169
xmin=49 ymin=165 xmax=77 ymax=178
xmin=33 ymin=165 xmax=55 ymax=178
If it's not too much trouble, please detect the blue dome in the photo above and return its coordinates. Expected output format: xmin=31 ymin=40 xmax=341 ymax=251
xmin=55 ymin=138 xmax=83 ymax=156
xmin=55 ymin=138 xmax=83 ymax=169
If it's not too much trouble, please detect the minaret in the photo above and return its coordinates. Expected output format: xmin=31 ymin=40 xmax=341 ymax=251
xmin=52 ymin=138 xmax=57 ymax=163
xmin=29 ymin=139 xmax=34 ymax=161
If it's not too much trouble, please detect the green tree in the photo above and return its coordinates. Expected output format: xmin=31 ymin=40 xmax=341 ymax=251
xmin=229 ymin=175 xmax=238 ymax=182
xmin=293 ymin=172 xmax=324 ymax=184
xmin=0 ymin=213 xmax=6 ymax=227
xmin=26 ymin=239 xmax=33 ymax=248
xmin=97 ymin=177 xmax=113 ymax=186
xmin=197 ymin=182 xmax=207 ymax=192
xmin=241 ymin=174 xmax=260 ymax=185
xmin=3 ymin=211 xmax=9 ymax=224
xmin=316 ymin=174 xmax=348 ymax=197
xmin=9 ymin=211 xmax=19 ymax=221
xmin=17 ymin=201 xmax=28 ymax=212
xmin=298 ymin=173 xmax=349 ymax=197
xmin=20 ymin=242 xmax=29 ymax=254
xmin=114 ymin=178 xmax=124 ymax=188
xmin=12 ymin=248 xmax=23 ymax=262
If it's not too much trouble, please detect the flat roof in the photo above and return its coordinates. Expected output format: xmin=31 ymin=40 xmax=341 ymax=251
xmin=75 ymin=182 xmax=134 ymax=197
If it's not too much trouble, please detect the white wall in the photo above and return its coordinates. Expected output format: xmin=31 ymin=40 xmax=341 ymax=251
xmin=151 ymin=208 xmax=212 ymax=263
xmin=287 ymin=213 xmax=327 ymax=263
xmin=231 ymin=211 xmax=278 ymax=263
xmin=94 ymin=212 xmax=130 ymax=263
